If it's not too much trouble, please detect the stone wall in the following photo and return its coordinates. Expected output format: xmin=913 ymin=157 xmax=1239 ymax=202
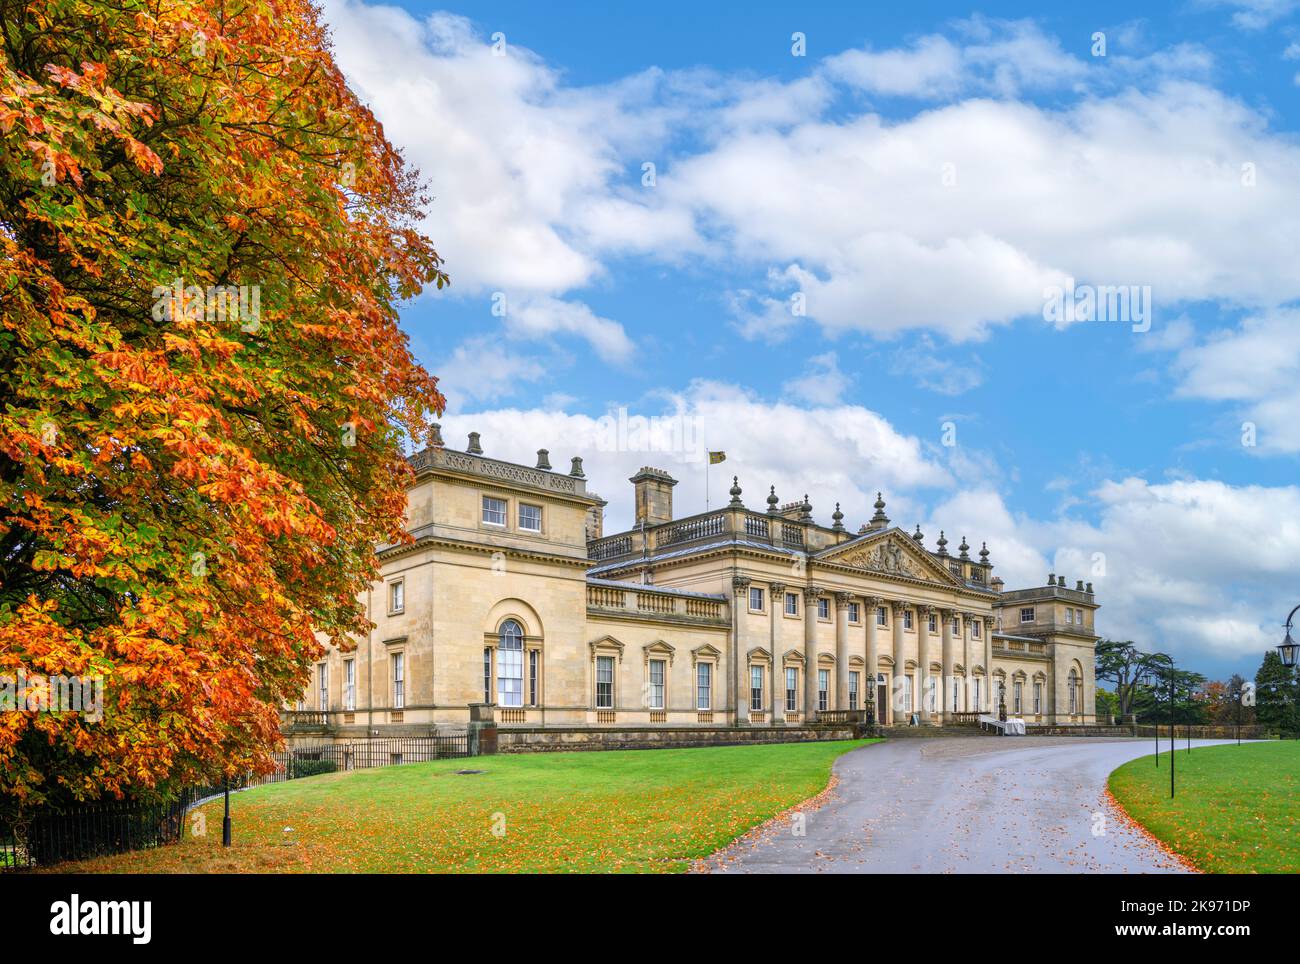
xmin=496 ymin=724 xmax=858 ymax=753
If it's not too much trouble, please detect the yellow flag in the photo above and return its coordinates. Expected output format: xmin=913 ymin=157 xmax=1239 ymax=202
xmin=709 ymin=451 xmax=726 ymax=464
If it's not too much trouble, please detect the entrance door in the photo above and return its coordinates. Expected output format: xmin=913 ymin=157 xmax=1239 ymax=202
xmin=876 ymin=675 xmax=889 ymax=725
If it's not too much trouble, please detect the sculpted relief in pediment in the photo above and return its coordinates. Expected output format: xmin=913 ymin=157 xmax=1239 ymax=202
xmin=836 ymin=538 xmax=930 ymax=581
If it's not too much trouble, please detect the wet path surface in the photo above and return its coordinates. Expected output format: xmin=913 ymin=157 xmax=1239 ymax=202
xmin=698 ymin=737 xmax=1234 ymax=874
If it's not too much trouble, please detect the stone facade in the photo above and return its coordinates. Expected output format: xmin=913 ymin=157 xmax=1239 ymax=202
xmin=297 ymin=435 xmax=1100 ymax=736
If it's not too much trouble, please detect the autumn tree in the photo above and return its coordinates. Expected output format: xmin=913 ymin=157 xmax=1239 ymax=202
xmin=0 ymin=0 xmax=446 ymax=817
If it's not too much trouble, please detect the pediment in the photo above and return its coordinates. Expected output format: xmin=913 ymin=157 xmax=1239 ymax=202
xmin=692 ymin=643 xmax=721 ymax=661
xmin=815 ymin=528 xmax=964 ymax=588
xmin=589 ymin=635 xmax=625 ymax=660
xmin=642 ymin=639 xmax=676 ymax=664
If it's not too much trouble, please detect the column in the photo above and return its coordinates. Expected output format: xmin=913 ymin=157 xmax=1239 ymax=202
xmin=863 ymin=595 xmax=880 ymax=722
xmin=961 ymin=612 xmax=972 ymax=710
xmin=983 ymin=617 xmax=994 ymax=712
xmin=917 ymin=605 xmax=933 ymax=725
xmin=890 ymin=600 xmax=908 ymax=724
xmin=940 ymin=608 xmax=955 ymax=724
xmin=834 ymin=592 xmax=851 ymax=710
xmin=802 ymin=586 xmax=822 ymax=717
xmin=769 ymin=582 xmax=785 ymax=724
xmin=732 ymin=577 xmax=750 ymax=725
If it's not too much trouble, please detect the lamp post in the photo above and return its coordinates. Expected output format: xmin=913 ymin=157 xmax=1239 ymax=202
xmin=222 ymin=778 xmax=232 ymax=847
xmin=1281 ymin=605 xmax=1300 ymax=669
xmin=1279 ymin=606 xmax=1299 ymax=739
xmin=1142 ymin=666 xmax=1178 ymax=799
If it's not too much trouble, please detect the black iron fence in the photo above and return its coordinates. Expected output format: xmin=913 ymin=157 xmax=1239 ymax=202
xmin=1 ymin=733 xmax=474 ymax=871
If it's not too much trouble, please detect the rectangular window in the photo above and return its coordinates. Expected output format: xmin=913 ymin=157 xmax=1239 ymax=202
xmin=529 ymin=650 xmax=538 ymax=706
xmin=928 ymin=613 xmax=937 ymax=633
xmin=518 ymin=503 xmax=542 ymax=532
xmin=317 ymin=663 xmax=327 ymax=713
xmin=750 ymin=665 xmax=764 ymax=712
xmin=1066 ymin=608 xmax=1074 ymax=624
xmin=904 ymin=610 xmax=914 ymax=630
xmin=818 ymin=669 xmax=829 ymax=711
xmin=596 ymin=655 xmax=614 ymax=709
xmin=696 ymin=663 xmax=711 ymax=710
xmin=952 ymin=617 xmax=960 ymax=634
xmin=972 ymin=620 xmax=982 ymax=638
xmin=388 ymin=579 xmax=404 ymax=614
xmin=817 ymin=598 xmax=830 ymax=620
xmin=877 ymin=606 xmax=887 ymax=626
xmin=902 ymin=675 xmax=914 ymax=712
xmin=952 ymin=680 xmax=959 ymax=712
xmin=1013 ymin=681 xmax=1023 ymax=714
xmin=1020 ymin=607 xmax=1035 ymax=623
xmin=785 ymin=592 xmax=798 ymax=616
xmin=648 ymin=659 xmax=665 ymax=710
xmin=498 ymin=643 xmax=523 ymax=709
xmin=926 ymin=676 xmax=937 ymax=713
xmin=786 ymin=667 xmax=798 ymax=712
xmin=849 ymin=602 xmax=860 ymax=623
xmin=1077 ymin=609 xmax=1085 ymax=625
xmin=1033 ymin=682 xmax=1043 ymax=714
xmin=973 ymin=677 xmax=982 ymax=711
xmin=749 ymin=586 xmax=764 ymax=611
xmin=849 ymin=671 xmax=859 ymax=710
xmin=343 ymin=659 xmax=355 ymax=711
xmin=391 ymin=652 xmax=405 ymax=709
xmin=482 ymin=495 xmax=507 ymax=526
xmin=483 ymin=648 xmax=491 ymax=704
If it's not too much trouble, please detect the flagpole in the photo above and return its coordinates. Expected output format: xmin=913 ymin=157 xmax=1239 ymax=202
xmin=705 ymin=443 xmax=710 ymax=511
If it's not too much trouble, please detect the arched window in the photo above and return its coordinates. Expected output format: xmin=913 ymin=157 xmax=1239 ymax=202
xmin=497 ymin=620 xmax=524 ymax=707
xmin=1068 ymin=668 xmax=1078 ymax=715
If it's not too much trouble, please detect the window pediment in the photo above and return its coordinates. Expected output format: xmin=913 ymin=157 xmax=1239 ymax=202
xmin=589 ymin=635 xmax=625 ymax=661
xmin=642 ymin=639 xmax=676 ymax=665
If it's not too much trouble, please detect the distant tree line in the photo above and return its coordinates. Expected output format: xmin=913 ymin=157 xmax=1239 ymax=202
xmin=1095 ymin=640 xmax=1298 ymax=737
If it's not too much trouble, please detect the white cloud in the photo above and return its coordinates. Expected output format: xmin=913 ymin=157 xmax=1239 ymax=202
xmin=439 ymin=380 xmax=949 ymax=532
xmin=434 ymin=337 xmax=550 ymax=411
xmin=830 ymin=18 xmax=1089 ymax=99
xmin=505 ymin=296 xmax=635 ymax=363
xmin=1171 ymin=307 xmax=1300 ymax=451
xmin=782 ymin=352 xmax=852 ymax=405
xmin=321 ymin=5 xmax=1296 ymax=357
xmin=933 ymin=477 xmax=1300 ymax=667
xmin=889 ymin=338 xmax=985 ymax=395
xmin=1201 ymin=0 xmax=1300 ymax=30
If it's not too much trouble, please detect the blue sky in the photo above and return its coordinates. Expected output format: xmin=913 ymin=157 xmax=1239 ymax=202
xmin=320 ymin=0 xmax=1300 ymax=680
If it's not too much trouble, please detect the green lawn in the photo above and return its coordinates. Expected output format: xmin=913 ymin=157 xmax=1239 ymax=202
xmin=1108 ymin=741 xmax=1300 ymax=874
xmin=52 ymin=739 xmax=876 ymax=874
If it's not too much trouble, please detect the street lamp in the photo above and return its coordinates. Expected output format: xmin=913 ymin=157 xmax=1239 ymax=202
xmin=1280 ymin=605 xmax=1299 ymax=669
xmin=1141 ymin=666 xmax=1178 ymax=799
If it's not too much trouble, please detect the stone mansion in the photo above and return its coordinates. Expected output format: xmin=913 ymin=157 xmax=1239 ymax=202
xmin=298 ymin=432 xmax=1099 ymax=736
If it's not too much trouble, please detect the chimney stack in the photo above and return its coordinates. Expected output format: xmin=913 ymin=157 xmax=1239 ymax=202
xmin=630 ymin=467 xmax=677 ymax=526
